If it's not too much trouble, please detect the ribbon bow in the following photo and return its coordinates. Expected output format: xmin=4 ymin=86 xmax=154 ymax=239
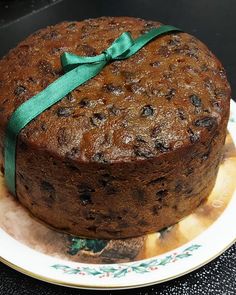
xmin=4 ymin=25 xmax=181 ymax=195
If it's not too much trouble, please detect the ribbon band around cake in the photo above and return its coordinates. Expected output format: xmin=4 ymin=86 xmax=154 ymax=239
xmin=4 ymin=25 xmax=182 ymax=195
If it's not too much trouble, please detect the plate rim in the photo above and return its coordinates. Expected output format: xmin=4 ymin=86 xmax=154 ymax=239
xmin=1 ymin=236 xmax=236 ymax=290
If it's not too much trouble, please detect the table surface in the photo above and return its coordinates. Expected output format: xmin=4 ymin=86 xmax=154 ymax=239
xmin=0 ymin=0 xmax=235 ymax=294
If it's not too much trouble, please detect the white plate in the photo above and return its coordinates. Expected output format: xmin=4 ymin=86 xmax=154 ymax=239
xmin=0 ymin=100 xmax=236 ymax=290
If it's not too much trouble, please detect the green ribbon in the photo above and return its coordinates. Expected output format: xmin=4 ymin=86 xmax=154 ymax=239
xmin=4 ymin=25 xmax=181 ymax=195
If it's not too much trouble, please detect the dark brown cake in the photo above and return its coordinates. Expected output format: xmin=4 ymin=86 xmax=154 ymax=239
xmin=0 ymin=17 xmax=231 ymax=239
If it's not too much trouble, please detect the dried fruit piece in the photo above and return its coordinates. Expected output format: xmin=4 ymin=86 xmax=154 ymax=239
xmin=90 ymin=113 xmax=106 ymax=126
xmin=178 ymin=108 xmax=187 ymax=120
xmin=134 ymin=145 xmax=153 ymax=158
xmin=154 ymin=140 xmax=170 ymax=152
xmin=130 ymin=83 xmax=146 ymax=95
xmin=77 ymin=44 xmax=97 ymax=56
xmin=108 ymin=104 xmax=120 ymax=116
xmin=150 ymin=61 xmax=160 ymax=67
xmin=79 ymin=98 xmax=91 ymax=107
xmin=141 ymin=105 xmax=154 ymax=117
xmin=67 ymin=23 xmax=77 ymax=31
xmin=92 ymin=152 xmax=108 ymax=163
xmin=194 ymin=117 xmax=217 ymax=131
xmin=104 ymin=84 xmax=124 ymax=95
xmin=57 ymin=127 xmax=71 ymax=146
xmin=156 ymin=189 xmax=168 ymax=199
xmin=158 ymin=45 xmax=170 ymax=57
xmin=40 ymin=180 xmax=54 ymax=191
xmin=14 ymin=85 xmax=26 ymax=96
xmin=188 ymin=128 xmax=200 ymax=143
xmin=38 ymin=60 xmax=55 ymax=76
xmin=42 ymin=30 xmax=59 ymax=40
xmin=165 ymin=88 xmax=176 ymax=100
xmin=189 ymin=94 xmax=202 ymax=107
xmin=56 ymin=107 xmax=72 ymax=117
xmin=79 ymin=193 xmax=92 ymax=205
xmin=65 ymin=147 xmax=80 ymax=159
xmin=99 ymin=174 xmax=115 ymax=187
xmin=148 ymin=177 xmax=166 ymax=186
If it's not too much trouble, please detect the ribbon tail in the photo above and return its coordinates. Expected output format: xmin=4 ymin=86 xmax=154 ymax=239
xmin=4 ymin=61 xmax=106 ymax=194
xmin=118 ymin=25 xmax=182 ymax=59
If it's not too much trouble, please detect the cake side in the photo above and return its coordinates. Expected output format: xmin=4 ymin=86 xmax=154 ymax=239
xmin=0 ymin=17 xmax=231 ymax=238
xmin=15 ymin=118 xmax=227 ymax=238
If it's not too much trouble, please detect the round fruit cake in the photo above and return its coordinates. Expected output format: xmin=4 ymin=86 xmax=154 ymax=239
xmin=0 ymin=17 xmax=231 ymax=239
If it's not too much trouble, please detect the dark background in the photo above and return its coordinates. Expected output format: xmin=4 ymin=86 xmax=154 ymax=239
xmin=0 ymin=0 xmax=236 ymax=294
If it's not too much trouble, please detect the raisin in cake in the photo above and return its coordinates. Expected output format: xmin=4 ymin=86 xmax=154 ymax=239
xmin=0 ymin=17 xmax=231 ymax=239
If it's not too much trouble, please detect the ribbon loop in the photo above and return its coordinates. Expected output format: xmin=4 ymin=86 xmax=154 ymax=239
xmin=103 ymin=32 xmax=135 ymax=60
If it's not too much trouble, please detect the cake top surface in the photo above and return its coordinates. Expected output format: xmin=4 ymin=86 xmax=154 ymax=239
xmin=0 ymin=17 xmax=231 ymax=163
